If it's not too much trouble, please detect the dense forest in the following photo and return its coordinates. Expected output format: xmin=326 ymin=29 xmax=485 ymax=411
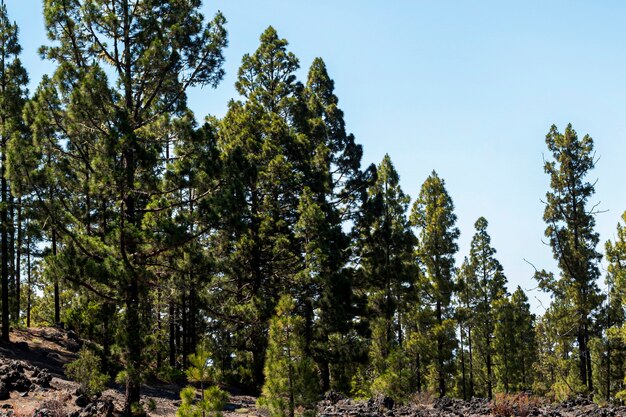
xmin=1 ymin=2 xmax=626 ymax=417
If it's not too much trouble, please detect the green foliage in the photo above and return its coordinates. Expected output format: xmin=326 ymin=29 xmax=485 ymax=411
xmin=355 ymin=155 xmax=416 ymax=391
xmin=258 ymin=295 xmax=319 ymax=417
xmin=456 ymin=217 xmax=509 ymax=399
xmin=65 ymin=348 xmax=110 ymax=396
xmin=534 ymin=124 xmax=603 ymax=394
xmin=410 ymin=171 xmax=459 ymax=398
xmin=370 ymin=348 xmax=415 ymax=402
xmin=177 ymin=343 xmax=228 ymax=417
xmin=0 ymin=0 xmax=29 ymax=343
xmin=177 ymin=386 xmax=228 ymax=417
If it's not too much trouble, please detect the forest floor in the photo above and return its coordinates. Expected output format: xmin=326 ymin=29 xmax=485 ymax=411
xmin=1 ymin=327 xmax=626 ymax=417
xmin=0 ymin=327 xmax=261 ymax=417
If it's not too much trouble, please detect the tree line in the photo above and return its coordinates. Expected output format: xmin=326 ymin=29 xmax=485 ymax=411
xmin=1 ymin=2 xmax=626 ymax=417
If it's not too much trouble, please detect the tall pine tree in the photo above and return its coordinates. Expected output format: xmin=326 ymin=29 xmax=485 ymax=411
xmin=534 ymin=124 xmax=603 ymax=393
xmin=410 ymin=171 xmax=459 ymax=398
xmin=15 ymin=1 xmax=227 ymax=413
xmin=0 ymin=0 xmax=28 ymax=342
xmin=354 ymin=154 xmax=416 ymax=397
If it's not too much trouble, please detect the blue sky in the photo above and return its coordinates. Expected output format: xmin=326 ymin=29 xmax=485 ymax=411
xmin=8 ymin=0 xmax=626 ymax=313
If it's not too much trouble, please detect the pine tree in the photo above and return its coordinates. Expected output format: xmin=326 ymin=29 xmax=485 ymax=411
xmin=177 ymin=343 xmax=228 ymax=417
xmin=492 ymin=295 xmax=514 ymax=393
xmin=491 ymin=289 xmax=536 ymax=394
xmin=410 ymin=171 xmax=459 ymax=398
xmin=509 ymin=287 xmax=536 ymax=392
xmin=455 ymin=257 xmax=477 ymax=399
xmin=534 ymin=124 xmax=603 ymax=393
xmin=467 ymin=217 xmax=508 ymax=399
xmin=0 ymin=0 xmax=28 ymax=343
xmin=16 ymin=2 xmax=227 ymax=413
xmin=603 ymin=214 xmax=626 ymax=400
xmin=211 ymin=27 xmax=304 ymax=389
xmin=299 ymin=57 xmax=370 ymax=392
xmin=354 ymin=154 xmax=416 ymax=396
xmin=258 ymin=295 xmax=318 ymax=417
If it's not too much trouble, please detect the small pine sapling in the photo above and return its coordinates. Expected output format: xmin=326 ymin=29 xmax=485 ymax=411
xmin=177 ymin=343 xmax=228 ymax=417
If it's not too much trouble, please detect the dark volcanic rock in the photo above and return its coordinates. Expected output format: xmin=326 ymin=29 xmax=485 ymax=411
xmin=15 ymin=342 xmax=29 ymax=351
xmin=324 ymin=390 xmax=345 ymax=404
xmin=75 ymin=394 xmax=90 ymax=407
xmin=0 ymin=383 xmax=8 ymax=401
xmin=0 ymin=355 xmax=54 ymax=398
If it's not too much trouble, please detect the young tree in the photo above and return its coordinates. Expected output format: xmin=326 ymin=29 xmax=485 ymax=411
xmin=534 ymin=124 xmax=603 ymax=393
xmin=410 ymin=171 xmax=459 ymax=398
xmin=14 ymin=1 xmax=227 ymax=413
xmin=178 ymin=343 xmax=228 ymax=417
xmin=0 ymin=0 xmax=28 ymax=342
xmin=258 ymin=295 xmax=318 ymax=417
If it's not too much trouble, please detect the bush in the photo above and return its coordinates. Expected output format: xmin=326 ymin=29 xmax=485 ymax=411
xmin=65 ymin=348 xmax=110 ymax=396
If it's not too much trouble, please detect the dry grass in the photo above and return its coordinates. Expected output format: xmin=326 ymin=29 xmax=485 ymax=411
xmin=39 ymin=398 xmax=67 ymax=417
xmin=490 ymin=393 xmax=543 ymax=417
xmin=409 ymin=390 xmax=435 ymax=408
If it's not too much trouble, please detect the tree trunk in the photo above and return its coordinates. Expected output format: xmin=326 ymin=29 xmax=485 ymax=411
xmin=586 ymin=327 xmax=593 ymax=393
xmin=416 ymin=353 xmax=422 ymax=393
xmin=124 ymin=277 xmax=141 ymax=415
xmin=15 ymin=198 xmax=21 ymax=325
xmin=460 ymin=322 xmax=467 ymax=400
xmin=578 ymin=326 xmax=588 ymax=389
xmin=26 ymin=231 xmax=30 ymax=328
xmin=181 ymin=285 xmax=188 ymax=369
xmin=1 ymin=123 xmax=9 ymax=342
xmin=487 ymin=339 xmax=493 ymax=400
xmin=169 ymin=300 xmax=176 ymax=368
xmin=52 ymin=229 xmax=60 ymax=326
xmin=437 ymin=300 xmax=445 ymax=398
xmin=468 ymin=327 xmax=475 ymax=397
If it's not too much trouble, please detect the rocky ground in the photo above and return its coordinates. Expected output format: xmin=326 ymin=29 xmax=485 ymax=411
xmin=0 ymin=328 xmax=181 ymax=417
xmin=317 ymin=392 xmax=626 ymax=417
xmin=1 ymin=328 xmax=626 ymax=417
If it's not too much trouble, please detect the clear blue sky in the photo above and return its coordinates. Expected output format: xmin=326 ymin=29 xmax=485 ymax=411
xmin=7 ymin=0 xmax=626 ymax=313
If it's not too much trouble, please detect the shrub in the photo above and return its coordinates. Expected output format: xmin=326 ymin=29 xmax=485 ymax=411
xmin=65 ymin=348 xmax=110 ymax=396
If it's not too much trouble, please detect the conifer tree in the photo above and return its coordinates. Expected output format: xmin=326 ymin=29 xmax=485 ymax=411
xmin=467 ymin=217 xmax=508 ymax=399
xmin=410 ymin=171 xmax=459 ymax=398
xmin=258 ymin=295 xmax=318 ymax=417
xmin=534 ymin=124 xmax=603 ymax=393
xmin=509 ymin=287 xmax=536 ymax=391
xmin=491 ymin=289 xmax=536 ymax=394
xmin=299 ymin=57 xmax=370 ymax=392
xmin=15 ymin=1 xmax=227 ymax=413
xmin=354 ymin=154 xmax=416 ymax=395
xmin=212 ymin=27 xmax=303 ymax=389
xmin=455 ymin=257 xmax=478 ymax=399
xmin=0 ymin=0 xmax=28 ymax=342
xmin=492 ymin=295 xmax=514 ymax=393
xmin=602 ymin=214 xmax=626 ymax=400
